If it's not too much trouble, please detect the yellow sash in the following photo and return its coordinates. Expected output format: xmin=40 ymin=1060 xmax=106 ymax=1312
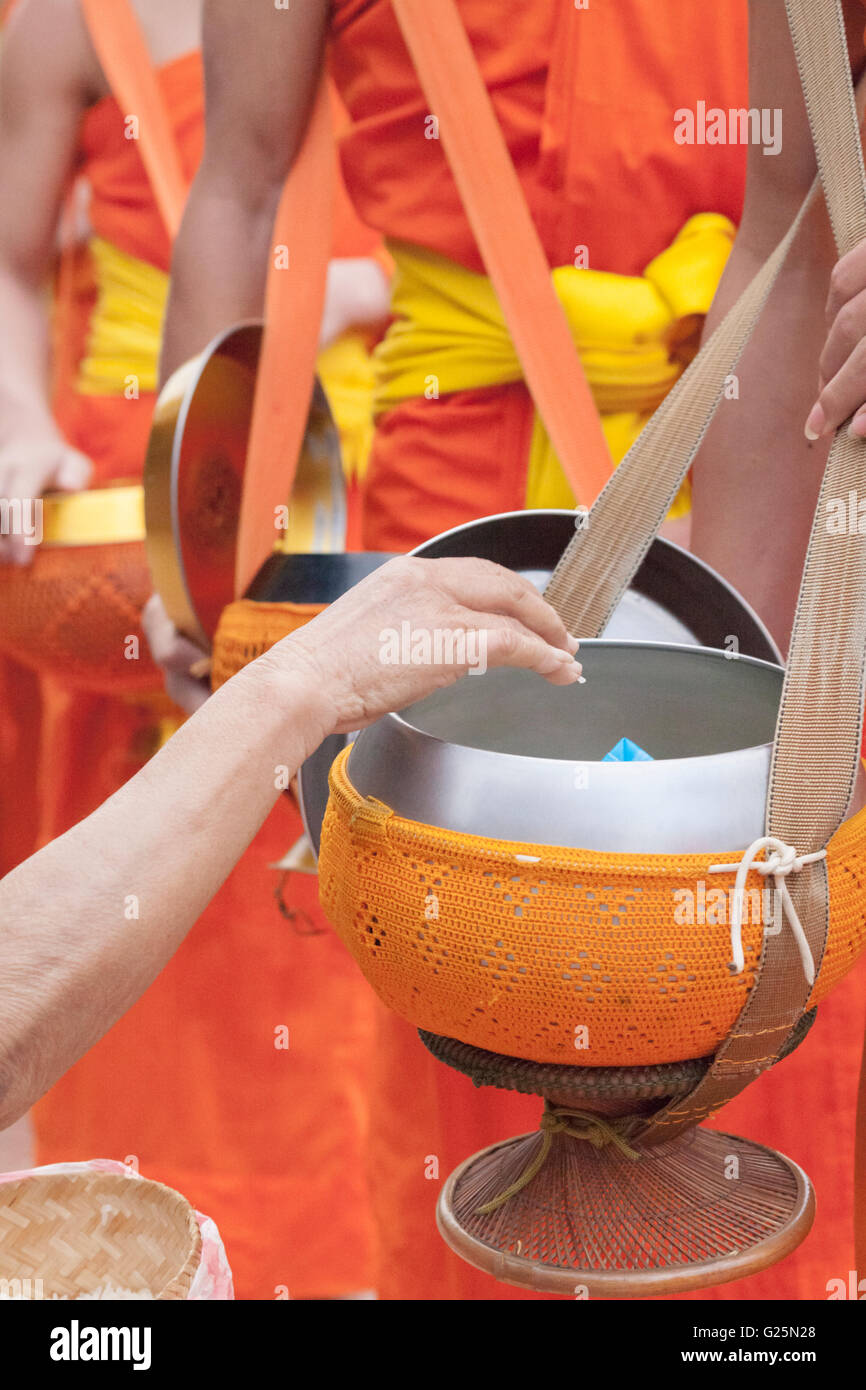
xmin=40 ymin=483 xmax=145 ymax=546
xmin=77 ymin=237 xmax=168 ymax=396
xmin=373 ymin=214 xmax=736 ymax=513
xmin=315 ymin=330 xmax=377 ymax=483
xmin=76 ymin=237 xmax=377 ymax=481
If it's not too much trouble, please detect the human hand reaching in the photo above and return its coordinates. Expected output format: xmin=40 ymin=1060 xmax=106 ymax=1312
xmin=259 ymin=555 xmax=581 ymax=736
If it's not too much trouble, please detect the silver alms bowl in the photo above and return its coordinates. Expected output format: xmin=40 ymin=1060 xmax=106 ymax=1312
xmin=297 ymin=510 xmax=782 ymax=853
xmin=344 ymin=640 xmax=784 ymax=854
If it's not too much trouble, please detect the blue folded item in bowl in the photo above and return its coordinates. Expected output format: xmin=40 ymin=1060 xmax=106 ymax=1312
xmin=602 ymin=737 xmax=653 ymax=763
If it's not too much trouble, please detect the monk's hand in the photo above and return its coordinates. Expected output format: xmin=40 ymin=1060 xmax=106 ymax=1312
xmin=258 ymin=556 xmax=582 ymax=736
xmin=808 ymin=240 xmax=866 ymax=441
xmin=141 ymin=594 xmax=211 ymax=715
xmin=319 ymin=258 xmax=391 ymax=349
xmin=0 ymin=424 xmax=92 ymax=565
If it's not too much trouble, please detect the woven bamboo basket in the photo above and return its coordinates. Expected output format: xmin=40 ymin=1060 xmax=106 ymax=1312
xmin=0 ymin=1171 xmax=202 ymax=1300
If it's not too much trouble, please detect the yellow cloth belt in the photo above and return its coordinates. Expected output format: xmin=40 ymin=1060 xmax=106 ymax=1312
xmin=77 ymin=237 xmax=168 ymax=396
xmin=373 ymin=214 xmax=736 ymax=513
xmin=316 ymin=330 xmax=377 ymax=483
xmin=76 ymin=236 xmax=377 ymax=482
xmin=41 ymin=483 xmax=145 ymax=546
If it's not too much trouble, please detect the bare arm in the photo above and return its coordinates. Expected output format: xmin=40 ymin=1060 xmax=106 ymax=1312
xmin=0 ymin=0 xmax=101 ymax=559
xmin=159 ymin=0 xmax=330 ymax=381
xmin=0 ymin=557 xmax=581 ymax=1129
xmin=0 ymin=650 xmax=313 ymax=1132
xmin=690 ymin=0 xmax=866 ymax=649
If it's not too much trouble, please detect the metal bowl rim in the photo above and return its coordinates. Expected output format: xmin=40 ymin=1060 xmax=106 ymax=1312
xmin=410 ymin=507 xmax=782 ymax=663
xmin=379 ymin=637 xmax=785 ymax=769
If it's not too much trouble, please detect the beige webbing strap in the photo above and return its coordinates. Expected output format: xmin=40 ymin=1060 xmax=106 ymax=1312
xmin=635 ymin=0 xmax=866 ymax=1145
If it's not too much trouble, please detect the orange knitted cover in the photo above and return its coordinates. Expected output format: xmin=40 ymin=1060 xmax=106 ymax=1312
xmin=0 ymin=541 xmax=157 ymax=692
xmin=210 ymin=598 xmax=327 ymax=690
xmin=320 ymin=745 xmax=866 ymax=1067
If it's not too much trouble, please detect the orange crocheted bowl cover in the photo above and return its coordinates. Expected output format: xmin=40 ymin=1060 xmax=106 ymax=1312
xmin=0 ymin=541 xmax=157 ymax=692
xmin=210 ymin=598 xmax=327 ymax=690
xmin=319 ymin=745 xmax=866 ymax=1067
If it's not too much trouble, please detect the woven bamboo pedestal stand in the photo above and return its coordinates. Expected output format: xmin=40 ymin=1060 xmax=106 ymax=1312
xmin=422 ymin=1021 xmax=816 ymax=1298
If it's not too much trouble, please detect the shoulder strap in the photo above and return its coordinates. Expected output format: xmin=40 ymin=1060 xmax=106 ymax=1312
xmin=625 ymin=0 xmax=866 ymax=1146
xmin=234 ymin=75 xmax=334 ymax=597
xmin=236 ymin=0 xmax=615 ymax=592
xmin=79 ymin=0 xmax=188 ymax=240
xmin=390 ymin=0 xmax=612 ymax=506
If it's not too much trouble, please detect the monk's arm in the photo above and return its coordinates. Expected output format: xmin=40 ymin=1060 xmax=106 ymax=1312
xmin=689 ymin=0 xmax=865 ymax=650
xmin=159 ymin=0 xmax=331 ymax=381
xmin=0 ymin=558 xmax=580 ymax=1130
xmin=0 ymin=0 xmax=102 ymax=558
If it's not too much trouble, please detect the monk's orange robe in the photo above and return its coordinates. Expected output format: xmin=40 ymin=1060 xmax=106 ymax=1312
xmin=328 ymin=0 xmax=866 ymax=1300
xmin=0 ymin=659 xmax=40 ymax=874
xmin=0 ymin=9 xmax=44 ymax=879
xmin=29 ymin=50 xmax=379 ymax=1300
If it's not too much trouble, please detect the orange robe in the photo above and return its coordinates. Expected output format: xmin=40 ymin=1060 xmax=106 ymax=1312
xmin=0 ymin=659 xmax=41 ymax=875
xmin=28 ymin=50 xmax=378 ymax=1300
xmin=328 ymin=0 xmax=866 ymax=1300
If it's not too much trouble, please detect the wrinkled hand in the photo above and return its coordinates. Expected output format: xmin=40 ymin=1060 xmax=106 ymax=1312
xmin=261 ymin=556 xmax=582 ymax=736
xmin=141 ymin=594 xmax=211 ymax=715
xmin=808 ymin=242 xmax=866 ymax=440
xmin=0 ymin=429 xmax=92 ymax=564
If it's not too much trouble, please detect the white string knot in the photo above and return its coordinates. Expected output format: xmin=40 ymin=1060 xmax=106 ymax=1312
xmin=708 ymin=835 xmax=827 ymax=987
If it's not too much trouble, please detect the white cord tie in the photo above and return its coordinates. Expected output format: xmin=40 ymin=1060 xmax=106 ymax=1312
xmin=708 ymin=835 xmax=827 ymax=987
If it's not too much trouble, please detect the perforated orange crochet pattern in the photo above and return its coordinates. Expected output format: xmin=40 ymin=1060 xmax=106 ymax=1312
xmin=210 ymin=598 xmax=326 ymax=690
xmin=0 ymin=541 xmax=156 ymax=692
xmin=319 ymin=746 xmax=866 ymax=1067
